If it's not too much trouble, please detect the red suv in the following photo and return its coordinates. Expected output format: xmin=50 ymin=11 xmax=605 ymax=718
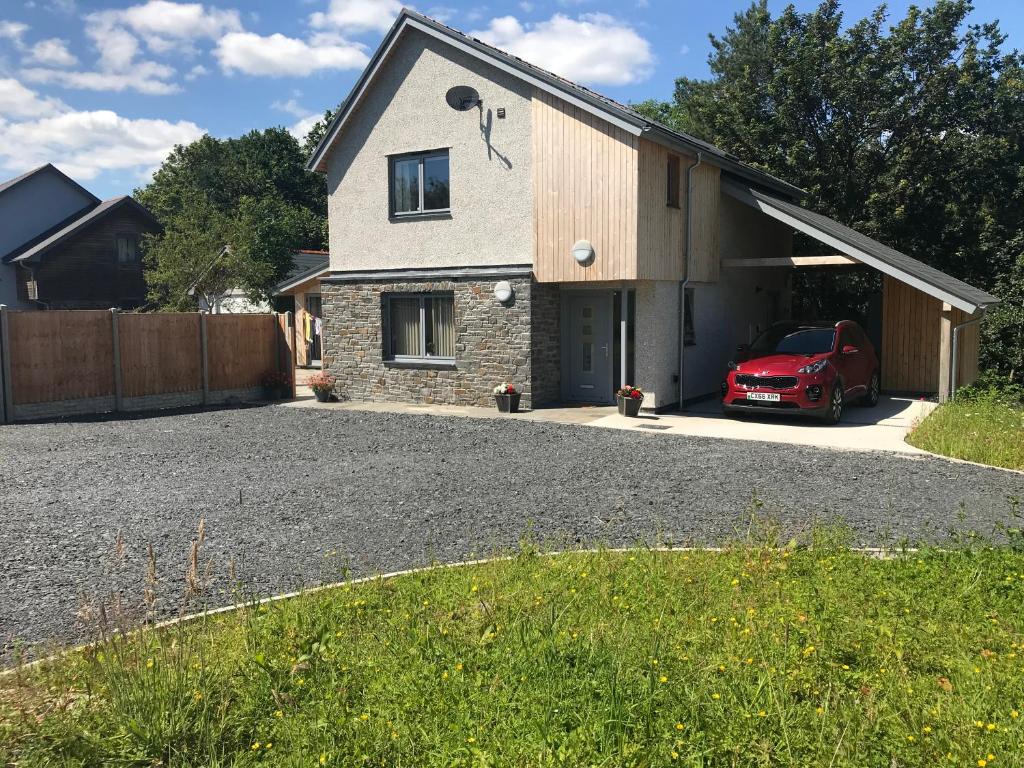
xmin=721 ymin=320 xmax=880 ymax=424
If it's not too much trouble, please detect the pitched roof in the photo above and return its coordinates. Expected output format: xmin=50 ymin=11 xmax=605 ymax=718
xmin=0 ymin=163 xmax=100 ymax=205
xmin=723 ymin=180 xmax=999 ymax=314
xmin=273 ymin=250 xmax=330 ymax=295
xmin=308 ymin=9 xmax=804 ymax=199
xmin=4 ymin=196 xmax=161 ymax=264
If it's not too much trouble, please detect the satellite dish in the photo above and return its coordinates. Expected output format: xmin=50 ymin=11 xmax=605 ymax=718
xmin=445 ymin=85 xmax=481 ymax=111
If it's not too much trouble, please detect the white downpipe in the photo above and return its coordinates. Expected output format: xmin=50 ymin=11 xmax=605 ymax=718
xmin=679 ymin=152 xmax=703 ymax=409
xmin=950 ymin=310 xmax=987 ymax=400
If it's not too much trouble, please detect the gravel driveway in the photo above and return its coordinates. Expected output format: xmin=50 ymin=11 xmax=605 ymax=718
xmin=2 ymin=404 xmax=1022 ymax=662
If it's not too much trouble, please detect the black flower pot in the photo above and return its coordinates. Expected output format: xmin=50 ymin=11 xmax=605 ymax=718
xmin=313 ymin=389 xmax=331 ymax=403
xmin=617 ymin=395 xmax=643 ymax=417
xmin=495 ymin=393 xmax=521 ymax=413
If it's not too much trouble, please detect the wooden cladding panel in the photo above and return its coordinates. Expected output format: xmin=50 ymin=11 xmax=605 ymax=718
xmin=206 ymin=314 xmax=278 ymax=391
xmin=880 ymin=276 xmax=981 ymax=393
xmin=882 ymin=276 xmax=940 ymax=392
xmin=532 ymin=89 xmax=638 ymax=282
xmin=688 ymin=163 xmax=720 ymax=282
xmin=119 ymin=313 xmax=202 ymax=397
xmin=32 ymin=207 xmax=156 ymax=309
xmin=8 ymin=310 xmax=114 ymax=404
xmin=636 ymin=139 xmax=685 ymax=281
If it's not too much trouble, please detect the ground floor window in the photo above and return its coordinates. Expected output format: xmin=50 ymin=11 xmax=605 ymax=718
xmin=613 ymin=289 xmax=635 ymax=390
xmin=684 ymin=286 xmax=696 ymax=346
xmin=384 ymin=293 xmax=455 ymax=361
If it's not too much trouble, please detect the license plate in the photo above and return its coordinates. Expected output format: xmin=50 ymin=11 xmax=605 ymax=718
xmin=746 ymin=392 xmax=780 ymax=402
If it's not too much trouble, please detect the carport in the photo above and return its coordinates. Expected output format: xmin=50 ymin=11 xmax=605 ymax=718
xmin=721 ymin=181 xmax=1000 ymax=400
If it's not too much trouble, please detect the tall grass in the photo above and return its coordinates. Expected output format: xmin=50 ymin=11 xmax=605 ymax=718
xmin=908 ymin=389 xmax=1024 ymax=470
xmin=3 ymin=521 xmax=1024 ymax=767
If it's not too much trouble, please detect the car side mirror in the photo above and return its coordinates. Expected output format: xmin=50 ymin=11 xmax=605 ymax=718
xmin=841 ymin=345 xmax=859 ymax=355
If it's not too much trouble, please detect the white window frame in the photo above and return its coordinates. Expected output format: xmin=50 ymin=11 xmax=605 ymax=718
xmin=383 ymin=292 xmax=456 ymax=362
xmin=389 ymin=150 xmax=450 ymax=217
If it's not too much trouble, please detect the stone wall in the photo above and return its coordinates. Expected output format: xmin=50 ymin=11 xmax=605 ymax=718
xmin=322 ymin=276 xmax=560 ymax=408
xmin=530 ymin=283 xmax=560 ymax=406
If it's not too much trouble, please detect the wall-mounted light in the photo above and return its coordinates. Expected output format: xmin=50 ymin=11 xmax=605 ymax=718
xmin=572 ymin=239 xmax=595 ymax=267
xmin=494 ymin=280 xmax=514 ymax=304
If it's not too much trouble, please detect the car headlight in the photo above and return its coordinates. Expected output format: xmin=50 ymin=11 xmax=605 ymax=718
xmin=797 ymin=359 xmax=828 ymax=375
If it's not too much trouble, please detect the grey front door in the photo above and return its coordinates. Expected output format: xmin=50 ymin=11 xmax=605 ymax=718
xmin=565 ymin=293 xmax=613 ymax=403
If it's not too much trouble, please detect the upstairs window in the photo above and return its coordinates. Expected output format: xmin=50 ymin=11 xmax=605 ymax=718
xmin=116 ymin=234 xmax=139 ymax=264
xmin=667 ymin=155 xmax=680 ymax=208
xmin=390 ymin=150 xmax=450 ymax=216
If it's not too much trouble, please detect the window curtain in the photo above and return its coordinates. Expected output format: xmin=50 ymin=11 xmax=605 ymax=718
xmin=428 ymin=298 xmax=455 ymax=357
xmin=389 ymin=297 xmax=421 ymax=356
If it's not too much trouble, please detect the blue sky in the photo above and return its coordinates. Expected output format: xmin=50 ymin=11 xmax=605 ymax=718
xmin=0 ymin=0 xmax=1020 ymax=199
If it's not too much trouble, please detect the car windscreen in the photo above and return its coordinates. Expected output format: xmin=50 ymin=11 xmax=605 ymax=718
xmin=751 ymin=328 xmax=836 ymax=355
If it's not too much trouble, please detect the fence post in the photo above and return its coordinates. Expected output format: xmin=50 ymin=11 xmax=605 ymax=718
xmin=110 ymin=307 xmax=123 ymax=412
xmin=0 ymin=305 xmax=11 ymax=424
xmin=199 ymin=311 xmax=210 ymax=404
xmin=285 ymin=311 xmax=295 ymax=398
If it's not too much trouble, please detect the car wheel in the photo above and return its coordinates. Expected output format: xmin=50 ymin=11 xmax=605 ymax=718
xmin=822 ymin=382 xmax=843 ymax=425
xmin=861 ymin=371 xmax=880 ymax=407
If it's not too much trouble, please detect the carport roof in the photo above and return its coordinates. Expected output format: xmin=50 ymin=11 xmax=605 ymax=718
xmin=723 ymin=181 xmax=999 ymax=315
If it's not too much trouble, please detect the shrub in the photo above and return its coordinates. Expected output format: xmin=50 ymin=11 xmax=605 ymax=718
xmin=307 ymin=371 xmax=335 ymax=394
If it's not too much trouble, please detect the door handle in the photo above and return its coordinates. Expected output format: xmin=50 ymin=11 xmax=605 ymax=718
xmin=602 ymin=344 xmax=609 ymax=358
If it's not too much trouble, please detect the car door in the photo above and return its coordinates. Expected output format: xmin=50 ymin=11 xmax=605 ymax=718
xmin=835 ymin=326 xmax=867 ymax=396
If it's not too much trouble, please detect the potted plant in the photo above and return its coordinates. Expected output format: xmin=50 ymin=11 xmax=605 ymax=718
xmin=616 ymin=385 xmax=644 ymax=417
xmin=308 ymin=371 xmax=336 ymax=403
xmin=493 ymin=383 xmax=521 ymax=413
xmin=261 ymin=370 xmax=292 ymax=400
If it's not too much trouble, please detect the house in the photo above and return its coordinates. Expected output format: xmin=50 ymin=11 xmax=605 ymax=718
xmin=272 ymin=250 xmax=330 ymax=367
xmin=0 ymin=164 xmax=160 ymax=310
xmin=307 ymin=10 xmax=998 ymax=410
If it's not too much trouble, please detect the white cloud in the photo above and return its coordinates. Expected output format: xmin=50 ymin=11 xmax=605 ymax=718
xmin=518 ymin=1 xmax=534 ymax=12
xmin=0 ymin=20 xmax=29 ymax=45
xmin=309 ymin=0 xmax=402 ymax=34
xmin=22 ymin=60 xmax=180 ymax=95
xmin=272 ymin=98 xmax=322 ymax=139
xmin=0 ymin=77 xmax=67 ymax=119
xmin=87 ymin=1 xmax=242 ymax=55
xmin=470 ymin=13 xmax=653 ymax=86
xmin=679 ymin=44 xmax=690 ymax=55
xmin=25 ymin=38 xmax=78 ymax=67
xmin=27 ymin=2 xmax=243 ymax=95
xmin=289 ymin=113 xmax=321 ymax=139
xmin=272 ymin=98 xmax=310 ymax=119
xmin=0 ymin=78 xmax=204 ymax=181
xmin=215 ymin=31 xmax=367 ymax=76
xmin=184 ymin=63 xmax=209 ymax=80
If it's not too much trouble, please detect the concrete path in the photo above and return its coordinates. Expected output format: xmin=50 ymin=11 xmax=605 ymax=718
xmin=286 ymin=392 xmax=935 ymax=455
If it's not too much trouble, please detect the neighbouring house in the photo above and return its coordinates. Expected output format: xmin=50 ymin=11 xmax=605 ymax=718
xmin=272 ymin=250 xmax=330 ymax=367
xmin=308 ymin=10 xmax=999 ymax=410
xmin=0 ymin=164 xmax=160 ymax=310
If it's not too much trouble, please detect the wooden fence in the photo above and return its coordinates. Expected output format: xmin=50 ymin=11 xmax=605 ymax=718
xmin=0 ymin=308 xmax=293 ymax=422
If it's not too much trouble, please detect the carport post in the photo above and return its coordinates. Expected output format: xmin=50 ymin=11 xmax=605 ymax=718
xmin=938 ymin=303 xmax=953 ymax=403
xmin=0 ymin=305 xmax=11 ymax=424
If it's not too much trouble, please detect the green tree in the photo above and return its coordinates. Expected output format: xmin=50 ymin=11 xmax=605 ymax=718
xmin=137 ymin=127 xmax=329 ymax=309
xmin=635 ymin=0 xmax=1024 ymax=379
xmin=301 ymin=107 xmax=338 ymax=159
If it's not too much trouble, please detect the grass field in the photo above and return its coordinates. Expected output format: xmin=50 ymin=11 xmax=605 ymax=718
xmin=908 ymin=390 xmax=1024 ymax=471
xmin=3 ymin=533 xmax=1024 ymax=767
